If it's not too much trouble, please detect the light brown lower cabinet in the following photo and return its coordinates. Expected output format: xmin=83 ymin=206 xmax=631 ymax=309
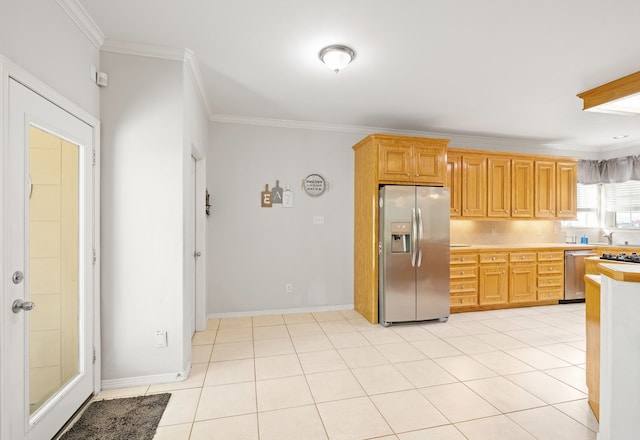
xmin=478 ymin=253 xmax=508 ymax=305
xmin=509 ymin=252 xmax=537 ymax=303
xmin=450 ymin=248 xmax=570 ymax=311
xmin=450 ymin=253 xmax=478 ymax=307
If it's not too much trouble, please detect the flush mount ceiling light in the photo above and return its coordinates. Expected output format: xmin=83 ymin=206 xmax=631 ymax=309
xmin=578 ymin=70 xmax=640 ymax=115
xmin=319 ymin=45 xmax=355 ymax=73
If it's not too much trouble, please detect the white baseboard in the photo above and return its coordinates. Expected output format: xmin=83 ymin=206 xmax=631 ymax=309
xmin=101 ymin=364 xmax=191 ymax=389
xmin=207 ymin=303 xmax=355 ymax=319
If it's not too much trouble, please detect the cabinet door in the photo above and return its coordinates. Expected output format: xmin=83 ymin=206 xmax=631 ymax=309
xmin=479 ymin=265 xmax=508 ymax=304
xmin=535 ymin=160 xmax=556 ymax=218
xmin=557 ymin=161 xmax=577 ymax=219
xmin=487 ymin=157 xmax=511 ymax=218
xmin=509 ymin=264 xmax=537 ymax=302
xmin=413 ymin=144 xmax=446 ymax=184
xmin=378 ymin=140 xmax=412 ymax=182
xmin=512 ymin=159 xmax=534 ymax=218
xmin=462 ymin=155 xmax=486 ymax=217
xmin=446 ymin=152 xmax=462 ymax=217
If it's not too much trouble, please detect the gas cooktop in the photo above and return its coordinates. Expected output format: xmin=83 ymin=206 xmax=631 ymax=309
xmin=600 ymin=252 xmax=640 ymax=263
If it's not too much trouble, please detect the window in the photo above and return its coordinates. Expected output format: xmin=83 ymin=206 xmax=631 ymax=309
xmin=574 ymin=183 xmax=600 ymax=227
xmin=604 ymin=180 xmax=640 ymax=227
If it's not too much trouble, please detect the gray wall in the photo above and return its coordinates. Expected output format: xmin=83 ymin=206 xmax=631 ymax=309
xmin=100 ymin=51 xmax=187 ymax=382
xmin=207 ymin=123 xmax=361 ymax=315
xmin=0 ymin=1 xmax=100 ymax=116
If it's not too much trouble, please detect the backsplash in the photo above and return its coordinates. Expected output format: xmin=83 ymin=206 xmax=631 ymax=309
xmin=450 ymin=220 xmax=564 ymax=245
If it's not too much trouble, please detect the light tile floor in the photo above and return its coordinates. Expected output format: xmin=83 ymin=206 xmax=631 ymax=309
xmin=96 ymin=303 xmax=598 ymax=440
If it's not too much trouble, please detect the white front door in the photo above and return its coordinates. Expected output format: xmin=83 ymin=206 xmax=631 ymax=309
xmin=5 ymin=79 xmax=95 ymax=440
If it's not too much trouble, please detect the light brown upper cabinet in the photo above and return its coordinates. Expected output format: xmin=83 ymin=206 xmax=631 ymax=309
xmin=378 ymin=136 xmax=447 ymax=185
xmin=446 ymin=151 xmax=462 ymax=217
xmin=557 ymin=161 xmax=577 ymax=218
xmin=487 ymin=156 xmax=511 ymax=218
xmin=448 ymin=148 xmax=575 ymax=220
xmin=534 ymin=160 xmax=556 ymax=218
xmin=511 ymin=159 xmax=534 ymax=218
xmin=461 ymin=155 xmax=487 ymax=217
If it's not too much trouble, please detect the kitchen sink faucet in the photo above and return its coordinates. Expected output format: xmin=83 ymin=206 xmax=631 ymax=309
xmin=603 ymin=231 xmax=614 ymax=245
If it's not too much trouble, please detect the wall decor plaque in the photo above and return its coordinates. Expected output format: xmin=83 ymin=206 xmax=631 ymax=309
xmin=303 ymin=174 xmax=326 ymax=197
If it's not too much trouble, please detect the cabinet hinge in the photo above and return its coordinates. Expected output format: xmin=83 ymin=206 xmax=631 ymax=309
xmin=92 ymin=148 xmax=96 ymax=166
xmin=92 ymin=347 xmax=96 ymax=364
xmin=92 ymin=249 xmax=97 ymax=264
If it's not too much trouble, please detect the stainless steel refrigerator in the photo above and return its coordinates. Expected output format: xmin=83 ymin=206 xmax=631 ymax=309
xmin=379 ymin=185 xmax=450 ymax=326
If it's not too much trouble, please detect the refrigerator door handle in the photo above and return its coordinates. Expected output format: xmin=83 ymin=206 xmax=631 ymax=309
xmin=417 ymin=208 xmax=424 ymax=267
xmin=411 ymin=208 xmax=418 ymax=267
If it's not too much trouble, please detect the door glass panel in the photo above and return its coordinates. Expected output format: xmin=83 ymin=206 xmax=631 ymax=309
xmin=28 ymin=126 xmax=80 ymax=416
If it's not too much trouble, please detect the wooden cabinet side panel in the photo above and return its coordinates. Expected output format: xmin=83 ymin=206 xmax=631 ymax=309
xmin=512 ymin=159 xmax=534 ymax=218
xmin=487 ymin=157 xmax=511 ymax=218
xmin=557 ymin=161 xmax=577 ymax=219
xmin=585 ymin=277 xmax=600 ymax=420
xmin=535 ymin=161 xmax=556 ymax=218
xmin=354 ymin=142 xmax=379 ymax=323
xmin=447 ymin=152 xmax=462 ymax=217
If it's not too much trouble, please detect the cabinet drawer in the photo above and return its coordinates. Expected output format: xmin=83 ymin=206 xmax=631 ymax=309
xmin=480 ymin=253 xmax=508 ymax=264
xmin=451 ymin=281 xmax=478 ymax=294
xmin=538 ymin=288 xmax=563 ymax=300
xmin=537 ymin=263 xmax=564 ymax=275
xmin=538 ymin=275 xmax=563 ymax=288
xmin=450 ymin=295 xmax=478 ymax=307
xmin=510 ymin=252 xmax=537 ymax=263
xmin=451 ymin=254 xmax=478 ymax=265
xmin=450 ymin=267 xmax=478 ymax=279
xmin=538 ymin=251 xmax=563 ymax=262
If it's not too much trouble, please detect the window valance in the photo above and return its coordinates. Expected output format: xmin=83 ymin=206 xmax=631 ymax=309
xmin=578 ymin=155 xmax=640 ymax=184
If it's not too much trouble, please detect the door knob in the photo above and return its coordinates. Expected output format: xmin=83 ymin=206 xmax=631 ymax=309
xmin=12 ymin=299 xmax=35 ymax=313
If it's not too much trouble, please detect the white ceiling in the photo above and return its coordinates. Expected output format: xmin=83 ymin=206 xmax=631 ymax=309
xmin=77 ymin=0 xmax=640 ymax=155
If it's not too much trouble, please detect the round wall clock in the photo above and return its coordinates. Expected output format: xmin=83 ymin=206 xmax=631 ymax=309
xmin=303 ymin=173 xmax=326 ymax=197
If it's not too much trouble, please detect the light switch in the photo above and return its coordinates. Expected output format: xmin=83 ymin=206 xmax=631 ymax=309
xmin=155 ymin=330 xmax=167 ymax=347
xmin=313 ymin=216 xmax=325 ymax=225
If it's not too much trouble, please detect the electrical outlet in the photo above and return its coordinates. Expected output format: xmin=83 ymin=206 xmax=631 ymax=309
xmin=286 ymin=283 xmax=293 ymax=293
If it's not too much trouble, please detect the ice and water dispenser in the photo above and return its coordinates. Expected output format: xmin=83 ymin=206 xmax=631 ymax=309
xmin=391 ymin=222 xmax=411 ymax=253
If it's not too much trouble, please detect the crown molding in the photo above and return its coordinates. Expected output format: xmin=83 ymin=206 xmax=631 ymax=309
xmin=183 ymin=49 xmax=213 ymax=120
xmin=209 ymin=114 xmax=602 ymax=156
xmin=100 ymin=39 xmax=184 ymax=61
xmin=57 ymin=0 xmax=104 ymax=49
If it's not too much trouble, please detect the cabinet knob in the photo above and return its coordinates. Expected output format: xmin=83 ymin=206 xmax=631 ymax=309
xmin=492 ymin=256 xmax=496 ymax=260
xmin=461 ymin=285 xmax=465 ymax=289
xmin=416 ymin=174 xmax=420 ymax=177
xmin=461 ymin=271 xmax=465 ymax=275
xmin=521 ymin=256 xmax=525 ymax=260
xmin=406 ymin=173 xmax=411 ymax=177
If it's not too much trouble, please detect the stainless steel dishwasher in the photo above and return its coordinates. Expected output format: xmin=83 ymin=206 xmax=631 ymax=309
xmin=563 ymin=250 xmax=596 ymax=303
